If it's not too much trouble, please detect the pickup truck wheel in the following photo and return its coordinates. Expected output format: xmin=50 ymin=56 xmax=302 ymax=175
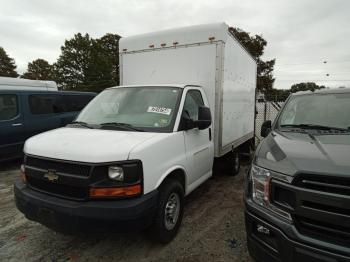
xmin=150 ymin=179 xmax=184 ymax=244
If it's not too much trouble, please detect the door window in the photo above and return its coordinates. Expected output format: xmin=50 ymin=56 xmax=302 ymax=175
xmin=182 ymin=90 xmax=204 ymax=120
xmin=29 ymin=94 xmax=61 ymax=115
xmin=0 ymin=94 xmax=18 ymax=121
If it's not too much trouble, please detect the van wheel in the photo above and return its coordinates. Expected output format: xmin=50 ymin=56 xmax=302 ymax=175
xmin=150 ymin=178 xmax=184 ymax=244
xmin=225 ymin=151 xmax=240 ymax=176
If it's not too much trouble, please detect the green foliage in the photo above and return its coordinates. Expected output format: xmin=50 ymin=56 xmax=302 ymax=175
xmin=54 ymin=33 xmax=121 ymax=92
xmin=0 ymin=47 xmax=19 ymax=77
xmin=22 ymin=59 xmax=54 ymax=80
xmin=229 ymin=27 xmax=275 ymax=91
xmin=264 ymin=88 xmax=291 ymax=102
xmin=97 ymin=33 xmax=121 ymax=83
xmin=264 ymin=82 xmax=327 ymax=102
xmin=290 ymin=82 xmax=326 ymax=93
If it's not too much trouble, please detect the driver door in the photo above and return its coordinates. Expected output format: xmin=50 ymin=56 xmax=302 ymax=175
xmin=180 ymin=89 xmax=214 ymax=186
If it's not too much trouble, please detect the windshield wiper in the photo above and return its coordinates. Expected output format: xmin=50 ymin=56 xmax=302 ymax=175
xmin=68 ymin=121 xmax=94 ymax=129
xmin=99 ymin=122 xmax=144 ymax=132
xmin=280 ymin=124 xmax=348 ymax=132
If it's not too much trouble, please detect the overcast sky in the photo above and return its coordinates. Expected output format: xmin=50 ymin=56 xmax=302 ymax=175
xmin=1 ymin=0 xmax=349 ymax=89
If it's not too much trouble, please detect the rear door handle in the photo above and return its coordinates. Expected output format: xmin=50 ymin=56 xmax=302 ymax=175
xmin=12 ymin=123 xmax=23 ymax=127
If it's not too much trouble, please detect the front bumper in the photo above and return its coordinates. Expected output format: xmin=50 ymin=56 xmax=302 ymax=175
xmin=15 ymin=180 xmax=158 ymax=233
xmin=245 ymin=199 xmax=350 ymax=262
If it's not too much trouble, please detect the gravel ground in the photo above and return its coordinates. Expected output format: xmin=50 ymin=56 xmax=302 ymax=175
xmin=0 ymin=160 xmax=252 ymax=262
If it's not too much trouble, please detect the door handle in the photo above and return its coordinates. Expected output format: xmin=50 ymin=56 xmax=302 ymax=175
xmin=12 ymin=123 xmax=23 ymax=127
xmin=209 ymin=128 xmax=212 ymax=141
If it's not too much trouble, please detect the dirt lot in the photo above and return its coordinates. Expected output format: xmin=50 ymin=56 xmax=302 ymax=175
xmin=0 ymin=160 xmax=252 ymax=262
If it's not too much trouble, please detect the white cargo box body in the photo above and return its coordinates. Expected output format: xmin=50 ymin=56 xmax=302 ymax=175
xmin=119 ymin=23 xmax=256 ymax=157
xmin=0 ymin=77 xmax=58 ymax=91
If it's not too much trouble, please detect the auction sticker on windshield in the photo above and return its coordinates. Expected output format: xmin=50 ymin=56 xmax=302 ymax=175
xmin=147 ymin=106 xmax=172 ymax=115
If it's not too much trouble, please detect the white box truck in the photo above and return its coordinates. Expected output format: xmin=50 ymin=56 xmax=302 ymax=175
xmin=15 ymin=23 xmax=256 ymax=243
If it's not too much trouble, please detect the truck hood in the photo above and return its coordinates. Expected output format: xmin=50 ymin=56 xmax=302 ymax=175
xmin=256 ymin=130 xmax=350 ymax=177
xmin=24 ymin=127 xmax=157 ymax=163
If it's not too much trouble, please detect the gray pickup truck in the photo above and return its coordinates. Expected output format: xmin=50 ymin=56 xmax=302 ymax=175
xmin=245 ymin=88 xmax=350 ymax=261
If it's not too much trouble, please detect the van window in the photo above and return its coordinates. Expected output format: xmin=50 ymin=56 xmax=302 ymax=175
xmin=29 ymin=94 xmax=93 ymax=115
xmin=182 ymin=90 xmax=204 ymax=120
xmin=29 ymin=94 xmax=60 ymax=115
xmin=0 ymin=94 xmax=18 ymax=121
xmin=60 ymin=95 xmax=94 ymax=112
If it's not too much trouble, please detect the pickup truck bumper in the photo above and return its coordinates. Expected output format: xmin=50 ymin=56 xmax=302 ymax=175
xmin=14 ymin=181 xmax=158 ymax=233
xmin=245 ymin=199 xmax=350 ymax=262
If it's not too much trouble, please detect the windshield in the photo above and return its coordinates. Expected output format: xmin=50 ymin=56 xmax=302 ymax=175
xmin=278 ymin=92 xmax=350 ymax=130
xmin=76 ymin=86 xmax=182 ymax=132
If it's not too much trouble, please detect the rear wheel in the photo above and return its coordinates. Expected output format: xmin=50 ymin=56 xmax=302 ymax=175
xmin=230 ymin=151 xmax=240 ymax=176
xmin=149 ymin=178 xmax=184 ymax=244
xmin=223 ymin=151 xmax=240 ymax=176
xmin=213 ymin=151 xmax=241 ymax=176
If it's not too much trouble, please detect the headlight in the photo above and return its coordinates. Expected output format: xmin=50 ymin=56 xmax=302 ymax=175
xmin=108 ymin=166 xmax=124 ymax=181
xmin=250 ymin=164 xmax=292 ymax=221
xmin=251 ymin=165 xmax=271 ymax=206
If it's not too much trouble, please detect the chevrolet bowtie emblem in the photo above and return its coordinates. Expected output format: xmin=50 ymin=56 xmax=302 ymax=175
xmin=44 ymin=169 xmax=59 ymax=182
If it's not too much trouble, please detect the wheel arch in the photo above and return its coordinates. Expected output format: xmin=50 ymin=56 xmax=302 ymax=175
xmin=156 ymin=166 xmax=187 ymax=194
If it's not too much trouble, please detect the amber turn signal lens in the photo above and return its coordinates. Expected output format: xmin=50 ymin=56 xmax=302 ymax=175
xmin=89 ymin=184 xmax=142 ymax=198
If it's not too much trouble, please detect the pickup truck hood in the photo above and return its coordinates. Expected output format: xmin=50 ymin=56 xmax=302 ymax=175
xmin=24 ymin=127 xmax=157 ymax=163
xmin=256 ymin=130 xmax=350 ymax=177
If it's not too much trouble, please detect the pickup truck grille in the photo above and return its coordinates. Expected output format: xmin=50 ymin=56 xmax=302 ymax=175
xmin=271 ymin=174 xmax=350 ymax=248
xmin=295 ymin=175 xmax=350 ymax=196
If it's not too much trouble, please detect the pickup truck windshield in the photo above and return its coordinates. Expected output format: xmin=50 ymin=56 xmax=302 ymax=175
xmin=278 ymin=92 xmax=350 ymax=131
xmin=76 ymin=86 xmax=182 ymax=132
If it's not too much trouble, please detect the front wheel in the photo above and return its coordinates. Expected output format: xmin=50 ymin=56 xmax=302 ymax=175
xmin=149 ymin=179 xmax=184 ymax=244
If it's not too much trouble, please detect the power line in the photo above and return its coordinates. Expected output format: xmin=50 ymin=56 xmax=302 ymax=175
xmin=277 ymin=79 xmax=350 ymax=82
xmin=277 ymin=60 xmax=350 ymax=66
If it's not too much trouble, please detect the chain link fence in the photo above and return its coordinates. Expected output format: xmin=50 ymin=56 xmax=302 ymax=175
xmin=255 ymin=91 xmax=288 ymax=144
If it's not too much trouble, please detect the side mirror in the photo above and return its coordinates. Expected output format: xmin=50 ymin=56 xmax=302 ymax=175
xmin=261 ymin=120 xmax=272 ymax=138
xmin=181 ymin=118 xmax=195 ymax=130
xmin=195 ymin=106 xmax=212 ymax=130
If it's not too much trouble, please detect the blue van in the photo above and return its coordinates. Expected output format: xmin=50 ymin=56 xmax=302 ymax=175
xmin=0 ymin=90 xmax=95 ymax=161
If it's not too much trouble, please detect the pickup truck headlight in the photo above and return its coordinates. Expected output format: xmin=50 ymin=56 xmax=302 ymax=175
xmin=250 ymin=164 xmax=292 ymax=221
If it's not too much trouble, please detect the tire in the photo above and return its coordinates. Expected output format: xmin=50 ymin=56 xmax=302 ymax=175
xmin=224 ymin=151 xmax=240 ymax=176
xmin=230 ymin=152 xmax=241 ymax=176
xmin=149 ymin=178 xmax=184 ymax=244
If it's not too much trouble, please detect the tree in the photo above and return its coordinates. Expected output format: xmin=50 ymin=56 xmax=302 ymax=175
xmin=0 ymin=47 xmax=19 ymax=77
xmin=97 ymin=33 xmax=121 ymax=85
xmin=264 ymin=88 xmax=291 ymax=102
xmin=22 ymin=59 xmax=54 ymax=80
xmin=54 ymin=33 xmax=92 ymax=91
xmin=229 ymin=27 xmax=275 ymax=92
xmin=54 ymin=33 xmax=121 ymax=92
xmin=290 ymin=82 xmax=326 ymax=93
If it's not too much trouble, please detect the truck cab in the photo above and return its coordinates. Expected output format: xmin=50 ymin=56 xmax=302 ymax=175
xmin=15 ymin=84 xmax=213 ymax=243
